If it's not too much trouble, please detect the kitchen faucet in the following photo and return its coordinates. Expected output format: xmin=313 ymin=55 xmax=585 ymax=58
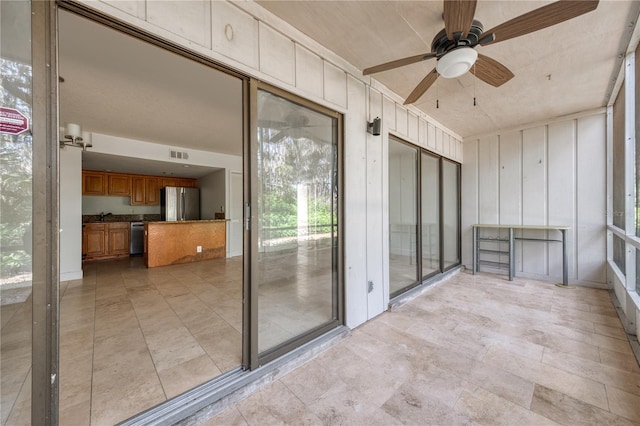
xmin=99 ymin=212 xmax=112 ymax=221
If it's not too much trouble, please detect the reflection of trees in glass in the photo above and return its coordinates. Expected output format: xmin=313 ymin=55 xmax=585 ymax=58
xmin=1 ymin=58 xmax=33 ymax=279
xmin=258 ymin=129 xmax=337 ymax=241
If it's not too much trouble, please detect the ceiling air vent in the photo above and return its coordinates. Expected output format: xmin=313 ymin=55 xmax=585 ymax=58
xmin=170 ymin=150 xmax=189 ymax=160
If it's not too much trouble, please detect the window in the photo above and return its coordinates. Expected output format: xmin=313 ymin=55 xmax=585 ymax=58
xmin=613 ymin=83 xmax=625 ymax=230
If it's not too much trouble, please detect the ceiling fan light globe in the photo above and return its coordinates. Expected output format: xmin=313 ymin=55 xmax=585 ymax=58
xmin=436 ymin=47 xmax=478 ymax=78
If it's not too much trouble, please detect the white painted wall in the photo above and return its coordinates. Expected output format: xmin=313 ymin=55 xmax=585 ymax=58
xmin=462 ymin=111 xmax=607 ymax=286
xmin=199 ymin=169 xmax=226 ymax=220
xmin=73 ymin=0 xmax=462 ymax=329
xmin=59 ymin=147 xmax=83 ymax=281
xmin=82 ymin=196 xmax=159 ymax=215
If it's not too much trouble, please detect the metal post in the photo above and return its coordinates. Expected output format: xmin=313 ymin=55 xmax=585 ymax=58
xmin=508 ymin=227 xmax=514 ymax=281
xmin=472 ymin=226 xmax=477 ymax=274
xmin=561 ymin=229 xmax=568 ymax=286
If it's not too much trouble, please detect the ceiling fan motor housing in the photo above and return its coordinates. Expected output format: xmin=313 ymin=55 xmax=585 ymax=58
xmin=431 ymin=19 xmax=484 ymax=56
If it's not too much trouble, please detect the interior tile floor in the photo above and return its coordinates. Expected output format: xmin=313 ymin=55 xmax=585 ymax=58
xmin=206 ymin=271 xmax=640 ymax=425
xmin=59 ymin=256 xmax=244 ymax=425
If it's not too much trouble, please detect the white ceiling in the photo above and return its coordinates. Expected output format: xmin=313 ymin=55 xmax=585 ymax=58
xmin=58 ymin=10 xmax=243 ymax=177
xmin=258 ymin=0 xmax=640 ymax=137
xmin=58 ymin=0 xmax=640 ymax=178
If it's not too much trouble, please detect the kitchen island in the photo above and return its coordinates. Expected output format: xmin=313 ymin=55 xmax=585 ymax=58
xmin=145 ymin=220 xmax=228 ymax=268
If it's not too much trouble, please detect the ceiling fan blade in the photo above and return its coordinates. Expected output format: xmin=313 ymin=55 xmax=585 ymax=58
xmin=470 ymin=54 xmax=514 ymax=87
xmin=444 ymin=0 xmax=477 ymax=40
xmin=363 ymin=52 xmax=436 ymax=75
xmin=267 ymin=130 xmax=287 ymax=144
xmin=479 ymin=0 xmax=599 ymax=46
xmin=404 ymin=68 xmax=439 ymax=105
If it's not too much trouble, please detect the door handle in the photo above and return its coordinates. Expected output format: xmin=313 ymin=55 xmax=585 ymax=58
xmin=244 ymin=203 xmax=251 ymax=231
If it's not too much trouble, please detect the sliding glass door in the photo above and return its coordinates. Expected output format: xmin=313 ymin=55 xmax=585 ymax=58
xmin=442 ymin=159 xmax=461 ymax=270
xmin=389 ymin=140 xmax=419 ymax=295
xmin=253 ymin=86 xmax=342 ymax=365
xmin=388 ymin=136 xmax=460 ymax=298
xmin=421 ymin=152 xmax=440 ymax=278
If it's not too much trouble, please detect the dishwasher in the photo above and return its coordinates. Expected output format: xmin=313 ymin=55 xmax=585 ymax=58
xmin=130 ymin=222 xmax=144 ymax=256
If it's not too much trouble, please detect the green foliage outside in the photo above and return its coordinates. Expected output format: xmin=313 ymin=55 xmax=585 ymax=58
xmin=1 ymin=58 xmax=33 ymax=279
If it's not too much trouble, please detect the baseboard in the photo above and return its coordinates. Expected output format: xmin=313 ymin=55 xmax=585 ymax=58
xmin=60 ymin=270 xmax=83 ymax=282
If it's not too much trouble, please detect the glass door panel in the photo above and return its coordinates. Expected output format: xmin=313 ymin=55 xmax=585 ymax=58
xmin=421 ymin=153 xmax=440 ymax=278
xmin=1 ymin=1 xmax=33 ymax=424
xmin=388 ymin=138 xmax=418 ymax=296
xmin=255 ymin=89 xmax=339 ymax=357
xmin=442 ymin=159 xmax=461 ymax=270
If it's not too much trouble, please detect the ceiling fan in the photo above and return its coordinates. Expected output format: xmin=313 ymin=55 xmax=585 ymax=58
xmin=363 ymin=0 xmax=599 ymax=105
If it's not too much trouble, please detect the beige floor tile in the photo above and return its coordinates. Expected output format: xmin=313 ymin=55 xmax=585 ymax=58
xmin=236 ymin=381 xmax=322 ymax=425
xmin=466 ymin=360 xmax=536 ymax=409
xmin=531 ymin=384 xmax=637 ymax=426
xmin=307 ymin=384 xmax=401 ymax=425
xmin=200 ymin=407 xmax=247 ymax=426
xmin=542 ymin=348 xmax=640 ymax=397
xmin=590 ymin=332 xmax=634 ymax=355
xmin=143 ymin=325 xmax=207 ymax=372
xmin=382 ymin=386 xmax=477 ymax=425
xmin=483 ymin=346 xmax=609 ymax=410
xmin=599 ymin=347 xmax=640 ymax=373
xmin=280 ymin=359 xmax=349 ymax=406
xmin=59 ymin=399 xmax=91 ymax=426
xmin=595 ymin=322 xmax=629 ymax=340
xmin=158 ymin=354 xmax=222 ymax=399
xmin=606 ymin=385 xmax=640 ymax=422
xmin=90 ymin=371 xmax=166 ymax=426
xmin=454 ymin=387 xmax=558 ymax=426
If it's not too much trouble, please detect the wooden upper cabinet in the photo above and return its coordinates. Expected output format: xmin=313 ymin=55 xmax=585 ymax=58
xmin=82 ymin=171 xmax=107 ymax=195
xmin=108 ymin=174 xmax=131 ymax=196
xmin=160 ymin=177 xmax=197 ymax=188
xmin=131 ymin=176 xmax=159 ymax=205
xmin=83 ymin=170 xmax=193 ymax=202
xmin=180 ymin=178 xmax=198 ymax=188
xmin=145 ymin=177 xmax=159 ymax=205
xmin=160 ymin=177 xmax=179 ymax=188
xmin=130 ymin=176 xmax=146 ymax=205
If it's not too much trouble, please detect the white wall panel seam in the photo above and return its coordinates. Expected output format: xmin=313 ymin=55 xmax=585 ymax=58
xmin=573 ymin=119 xmax=580 ymax=280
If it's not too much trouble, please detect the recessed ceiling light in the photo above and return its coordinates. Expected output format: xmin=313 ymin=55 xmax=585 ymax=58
xmin=183 ymin=165 xmax=191 ymax=168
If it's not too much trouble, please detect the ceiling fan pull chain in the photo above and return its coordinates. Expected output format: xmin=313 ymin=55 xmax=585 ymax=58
xmin=437 ymin=79 xmax=440 ymax=109
xmin=473 ymin=63 xmax=477 ymax=107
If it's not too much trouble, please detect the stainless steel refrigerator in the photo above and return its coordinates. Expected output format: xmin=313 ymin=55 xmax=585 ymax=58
xmin=160 ymin=187 xmax=200 ymax=221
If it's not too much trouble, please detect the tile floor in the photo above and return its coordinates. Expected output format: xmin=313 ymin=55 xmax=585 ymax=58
xmin=206 ymin=271 xmax=640 ymax=425
xmin=58 ymin=256 xmax=244 ymax=425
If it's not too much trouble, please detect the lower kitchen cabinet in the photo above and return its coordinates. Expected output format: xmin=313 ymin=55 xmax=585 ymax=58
xmin=83 ymin=222 xmax=130 ymax=262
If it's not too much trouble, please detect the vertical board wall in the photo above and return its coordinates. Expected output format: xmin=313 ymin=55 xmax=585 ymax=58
xmin=462 ymin=113 xmax=607 ymax=286
xmin=74 ymin=0 xmax=463 ymax=329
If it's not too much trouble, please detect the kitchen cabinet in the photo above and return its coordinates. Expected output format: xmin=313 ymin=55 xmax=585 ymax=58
xmin=82 ymin=171 xmax=107 ymax=195
xmin=83 ymin=170 xmax=195 ymax=202
xmin=160 ymin=177 xmax=198 ymax=188
xmin=82 ymin=222 xmax=130 ymax=262
xmin=108 ymin=174 xmax=131 ymax=196
xmin=108 ymin=222 xmax=130 ymax=255
xmin=82 ymin=223 xmax=107 ymax=259
xmin=131 ymin=176 xmax=159 ymax=205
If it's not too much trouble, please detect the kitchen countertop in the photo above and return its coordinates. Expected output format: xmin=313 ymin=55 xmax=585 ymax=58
xmin=82 ymin=214 xmax=161 ymax=223
xmin=146 ymin=219 xmax=229 ymax=224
